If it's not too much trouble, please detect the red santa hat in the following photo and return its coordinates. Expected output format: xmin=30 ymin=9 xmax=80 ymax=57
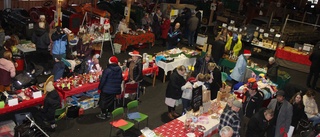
xmin=109 ymin=56 xmax=118 ymax=64
xmin=243 ymin=50 xmax=251 ymax=56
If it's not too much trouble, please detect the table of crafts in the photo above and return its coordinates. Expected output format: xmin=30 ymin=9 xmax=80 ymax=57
xmin=141 ymin=104 xmax=223 ymax=137
xmin=55 ymin=65 xmax=159 ymax=99
xmin=114 ymin=32 xmax=155 ymax=51
xmin=156 ymin=55 xmax=197 ymax=82
xmin=0 ymin=96 xmax=45 ymax=115
xmin=275 ymin=47 xmax=311 ymax=73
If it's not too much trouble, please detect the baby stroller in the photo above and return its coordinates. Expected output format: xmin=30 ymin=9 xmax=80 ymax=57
xmin=299 ymin=119 xmax=320 ymax=137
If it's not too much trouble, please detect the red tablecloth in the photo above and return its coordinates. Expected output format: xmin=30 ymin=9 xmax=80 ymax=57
xmin=55 ymin=82 xmax=99 ymax=100
xmin=0 ymin=96 xmax=45 ymax=115
xmin=152 ymin=119 xmax=204 ymax=137
xmin=122 ymin=65 xmax=159 ymax=81
xmin=114 ymin=33 xmax=155 ymax=51
xmin=275 ymin=48 xmax=311 ymax=66
xmin=55 ymin=66 xmax=159 ymax=99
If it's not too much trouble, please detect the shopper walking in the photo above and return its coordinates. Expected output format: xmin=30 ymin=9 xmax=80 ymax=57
xmin=218 ymin=100 xmax=242 ymax=137
xmin=186 ymin=12 xmax=199 ymax=47
xmin=97 ymin=56 xmax=122 ymax=119
xmin=194 ymin=8 xmax=202 ymax=43
xmin=126 ymin=50 xmax=143 ymax=100
xmin=51 ymin=26 xmax=67 ymax=59
xmin=266 ymin=57 xmax=279 ymax=83
xmin=246 ymin=108 xmax=274 ymax=137
xmin=267 ymin=90 xmax=293 ymax=137
xmin=230 ymin=50 xmax=251 ymax=90
xmin=160 ymin=16 xmax=171 ymax=47
xmin=167 ymin=23 xmax=182 ymax=49
xmin=306 ymin=42 xmax=320 ymax=89
xmin=165 ymin=65 xmax=186 ymax=119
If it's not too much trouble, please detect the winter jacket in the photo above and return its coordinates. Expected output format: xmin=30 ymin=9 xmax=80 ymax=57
xmin=309 ymin=49 xmax=320 ymax=72
xmin=242 ymin=91 xmax=263 ymax=118
xmin=167 ymin=27 xmax=182 ymax=46
xmin=246 ymin=108 xmax=271 ymax=137
xmin=193 ymin=56 xmax=214 ymax=75
xmin=225 ymin=37 xmax=242 ymax=56
xmin=51 ymin=32 xmax=68 ymax=55
xmin=126 ymin=59 xmax=143 ymax=82
xmin=303 ymin=95 xmax=319 ymax=118
xmin=42 ymin=90 xmax=61 ymax=123
xmin=98 ymin=64 xmax=123 ymax=94
xmin=0 ymin=58 xmax=15 ymax=86
xmin=267 ymin=99 xmax=293 ymax=137
xmin=53 ymin=61 xmax=65 ymax=81
xmin=31 ymin=27 xmax=50 ymax=50
xmin=166 ymin=69 xmax=186 ymax=99
xmin=230 ymin=54 xmax=247 ymax=82
xmin=266 ymin=62 xmax=279 ymax=83
xmin=291 ymin=103 xmax=307 ymax=128
xmin=209 ymin=67 xmax=222 ymax=100
xmin=160 ymin=19 xmax=171 ymax=39
xmin=187 ymin=15 xmax=199 ymax=32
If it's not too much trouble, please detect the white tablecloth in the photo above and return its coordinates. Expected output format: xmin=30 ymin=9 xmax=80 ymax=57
xmin=16 ymin=44 xmax=36 ymax=53
xmin=156 ymin=55 xmax=196 ymax=75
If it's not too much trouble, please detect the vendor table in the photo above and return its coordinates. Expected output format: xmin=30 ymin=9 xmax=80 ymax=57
xmin=250 ymin=43 xmax=276 ymax=60
xmin=114 ymin=32 xmax=155 ymax=51
xmin=219 ymin=58 xmax=290 ymax=89
xmin=275 ymin=48 xmax=310 ymax=73
xmin=156 ymin=56 xmax=197 ymax=83
xmin=0 ymin=96 xmax=45 ymax=115
xmin=55 ymin=66 xmax=159 ymax=99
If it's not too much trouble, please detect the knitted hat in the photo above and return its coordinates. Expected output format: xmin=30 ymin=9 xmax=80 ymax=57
xmin=243 ymin=50 xmax=251 ymax=56
xmin=46 ymin=81 xmax=54 ymax=92
xmin=109 ymin=56 xmax=118 ymax=64
xmin=232 ymin=100 xmax=242 ymax=108
xmin=40 ymin=15 xmax=45 ymax=19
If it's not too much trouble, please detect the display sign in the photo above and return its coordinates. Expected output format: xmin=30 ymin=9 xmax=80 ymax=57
xmin=191 ymin=86 xmax=203 ymax=112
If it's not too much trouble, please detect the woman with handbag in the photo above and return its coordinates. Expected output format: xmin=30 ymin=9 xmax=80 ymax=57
xmin=165 ymin=65 xmax=186 ymax=119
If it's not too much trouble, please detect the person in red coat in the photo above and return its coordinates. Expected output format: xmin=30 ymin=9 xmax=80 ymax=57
xmin=160 ymin=16 xmax=171 ymax=47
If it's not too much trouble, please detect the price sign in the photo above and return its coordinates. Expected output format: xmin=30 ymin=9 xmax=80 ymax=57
xmin=191 ymin=86 xmax=203 ymax=112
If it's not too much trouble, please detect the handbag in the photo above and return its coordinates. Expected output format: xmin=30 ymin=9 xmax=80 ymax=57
xmin=67 ymin=106 xmax=80 ymax=118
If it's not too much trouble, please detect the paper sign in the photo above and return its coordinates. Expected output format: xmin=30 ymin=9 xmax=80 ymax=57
xmin=124 ymin=7 xmax=129 ymax=16
xmin=275 ymin=34 xmax=281 ymax=37
xmin=33 ymin=91 xmax=42 ymax=99
xmin=270 ymin=28 xmax=275 ymax=32
xmin=100 ymin=17 xmax=105 ymax=25
xmin=222 ymin=23 xmax=227 ymax=27
xmin=230 ymin=20 xmax=235 ymax=24
xmin=259 ymin=29 xmax=264 ymax=33
xmin=8 ymin=98 xmax=18 ymax=106
xmin=28 ymin=23 xmax=34 ymax=29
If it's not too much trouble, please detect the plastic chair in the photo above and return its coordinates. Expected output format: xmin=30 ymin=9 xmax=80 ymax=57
xmin=55 ymin=107 xmax=67 ymax=121
xmin=127 ymin=100 xmax=149 ymax=129
xmin=109 ymin=107 xmax=134 ymax=136
xmin=122 ymin=82 xmax=139 ymax=106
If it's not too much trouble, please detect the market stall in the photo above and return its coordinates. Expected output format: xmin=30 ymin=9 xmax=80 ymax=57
xmin=0 ymin=86 xmax=45 ymax=115
xmin=219 ymin=58 xmax=290 ymax=89
xmin=275 ymin=47 xmax=311 ymax=73
xmin=155 ymin=48 xmax=202 ymax=82
xmin=114 ymin=32 xmax=155 ymax=51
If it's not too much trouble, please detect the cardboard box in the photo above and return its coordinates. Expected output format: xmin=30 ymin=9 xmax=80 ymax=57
xmin=79 ymin=98 xmax=94 ymax=110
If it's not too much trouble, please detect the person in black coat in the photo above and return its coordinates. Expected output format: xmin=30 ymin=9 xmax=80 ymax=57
xmin=39 ymin=81 xmax=61 ymax=130
xmin=193 ymin=53 xmax=214 ymax=76
xmin=165 ymin=65 xmax=187 ymax=119
xmin=246 ymin=108 xmax=274 ymax=137
xmin=31 ymin=18 xmax=51 ymax=74
xmin=307 ymin=42 xmax=320 ymax=89
xmin=207 ymin=62 xmax=222 ymax=100
xmin=126 ymin=50 xmax=143 ymax=83
xmin=290 ymin=92 xmax=307 ymax=128
xmin=97 ymin=56 xmax=123 ymax=119
xmin=194 ymin=7 xmax=202 ymax=43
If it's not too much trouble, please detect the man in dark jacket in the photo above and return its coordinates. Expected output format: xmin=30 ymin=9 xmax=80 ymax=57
xmin=31 ymin=17 xmax=51 ymax=75
xmin=266 ymin=57 xmax=279 ymax=83
xmin=246 ymin=108 xmax=274 ymax=137
xmin=97 ymin=56 xmax=123 ymax=119
xmin=187 ymin=12 xmax=199 ymax=47
xmin=240 ymin=79 xmax=263 ymax=137
xmin=193 ymin=53 xmax=214 ymax=76
xmin=39 ymin=81 xmax=61 ymax=130
xmin=194 ymin=8 xmax=202 ymax=43
xmin=307 ymin=42 xmax=320 ymax=89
